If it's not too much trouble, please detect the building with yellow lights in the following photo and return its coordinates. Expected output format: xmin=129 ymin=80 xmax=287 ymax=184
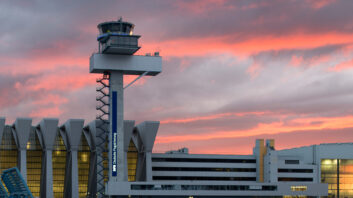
xmin=1 ymin=117 xmax=352 ymax=197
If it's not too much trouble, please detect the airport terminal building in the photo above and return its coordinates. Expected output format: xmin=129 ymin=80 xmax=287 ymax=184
xmin=0 ymin=117 xmax=352 ymax=197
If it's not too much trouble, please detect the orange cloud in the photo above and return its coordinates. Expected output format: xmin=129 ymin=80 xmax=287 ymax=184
xmin=0 ymin=55 xmax=87 ymax=75
xmin=156 ymin=115 xmax=353 ymax=144
xmin=160 ymin=111 xmax=268 ymax=124
xmin=24 ymin=72 xmax=96 ymax=92
xmin=141 ymin=32 xmax=353 ymax=57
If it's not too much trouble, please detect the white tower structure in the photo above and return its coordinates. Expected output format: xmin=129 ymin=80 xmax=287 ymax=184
xmin=90 ymin=18 xmax=162 ymax=197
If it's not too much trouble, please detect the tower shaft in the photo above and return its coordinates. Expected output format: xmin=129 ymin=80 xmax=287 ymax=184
xmin=109 ymin=71 xmax=126 ymax=182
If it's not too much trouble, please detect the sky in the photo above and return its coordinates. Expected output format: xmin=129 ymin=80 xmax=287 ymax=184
xmin=1 ymin=0 xmax=353 ymax=154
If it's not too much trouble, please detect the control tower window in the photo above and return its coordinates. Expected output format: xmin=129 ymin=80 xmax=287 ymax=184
xmin=110 ymin=24 xmax=121 ymax=32
xmin=101 ymin=24 xmax=121 ymax=34
xmin=122 ymin=24 xmax=131 ymax=34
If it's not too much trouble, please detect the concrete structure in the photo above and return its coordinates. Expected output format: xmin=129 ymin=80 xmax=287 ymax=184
xmin=90 ymin=18 xmax=162 ymax=197
xmin=2 ymin=117 xmax=353 ymax=197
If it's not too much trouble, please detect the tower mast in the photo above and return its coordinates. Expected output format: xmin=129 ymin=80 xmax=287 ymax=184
xmin=90 ymin=18 xmax=162 ymax=197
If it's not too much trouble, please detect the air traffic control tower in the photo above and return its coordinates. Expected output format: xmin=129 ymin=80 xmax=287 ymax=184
xmin=90 ymin=18 xmax=162 ymax=197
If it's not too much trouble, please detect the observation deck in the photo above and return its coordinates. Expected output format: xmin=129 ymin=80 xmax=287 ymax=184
xmin=97 ymin=18 xmax=140 ymax=55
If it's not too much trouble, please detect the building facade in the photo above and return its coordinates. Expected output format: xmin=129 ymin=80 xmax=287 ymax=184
xmin=0 ymin=117 xmax=352 ymax=197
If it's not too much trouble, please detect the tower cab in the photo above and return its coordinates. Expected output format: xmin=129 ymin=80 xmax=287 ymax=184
xmin=97 ymin=18 xmax=140 ymax=55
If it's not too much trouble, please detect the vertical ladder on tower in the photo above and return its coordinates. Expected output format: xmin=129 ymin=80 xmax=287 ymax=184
xmin=95 ymin=73 xmax=110 ymax=198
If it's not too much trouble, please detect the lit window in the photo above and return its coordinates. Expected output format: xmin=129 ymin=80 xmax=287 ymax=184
xmin=291 ymin=185 xmax=307 ymax=191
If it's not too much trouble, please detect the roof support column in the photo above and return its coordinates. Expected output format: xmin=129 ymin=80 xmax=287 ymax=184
xmin=0 ymin=118 xmax=5 ymax=145
xmin=61 ymin=119 xmax=84 ymax=198
xmin=84 ymin=120 xmax=99 ymax=197
xmin=134 ymin=121 xmax=159 ymax=181
xmin=37 ymin=118 xmax=59 ymax=198
xmin=41 ymin=151 xmax=53 ymax=198
xmin=18 ymin=150 xmax=26 ymax=180
xmin=13 ymin=118 xmax=32 ymax=182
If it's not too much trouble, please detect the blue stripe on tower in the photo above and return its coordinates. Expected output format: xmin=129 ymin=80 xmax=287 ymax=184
xmin=112 ymin=91 xmax=118 ymax=176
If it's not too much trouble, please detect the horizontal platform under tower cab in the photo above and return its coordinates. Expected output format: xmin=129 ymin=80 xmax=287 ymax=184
xmin=90 ymin=53 xmax=162 ymax=75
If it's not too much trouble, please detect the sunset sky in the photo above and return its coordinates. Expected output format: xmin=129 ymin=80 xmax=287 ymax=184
xmin=1 ymin=0 xmax=353 ymax=154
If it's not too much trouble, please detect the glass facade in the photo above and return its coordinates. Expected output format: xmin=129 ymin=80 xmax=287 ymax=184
xmin=52 ymin=133 xmax=67 ymax=198
xmin=127 ymin=140 xmax=138 ymax=181
xmin=26 ymin=128 xmax=42 ymax=197
xmin=0 ymin=126 xmax=18 ymax=171
xmin=103 ymin=141 xmax=109 ymax=184
xmin=0 ymin=124 xmax=139 ymax=197
xmin=78 ymin=134 xmax=90 ymax=198
xmin=321 ymin=159 xmax=353 ymax=197
xmin=0 ymin=126 xmax=18 ymax=192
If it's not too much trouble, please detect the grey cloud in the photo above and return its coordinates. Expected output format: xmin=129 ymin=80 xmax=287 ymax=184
xmin=1 ymin=0 xmax=353 ymax=153
xmin=252 ymin=44 xmax=348 ymax=62
xmin=0 ymin=73 xmax=39 ymax=108
xmin=158 ymin=115 xmax=279 ymax=136
xmin=122 ymin=48 xmax=353 ymax=139
xmin=1 ymin=0 xmax=352 ymax=59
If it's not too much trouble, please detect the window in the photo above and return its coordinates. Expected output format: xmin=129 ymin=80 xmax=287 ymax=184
xmin=285 ymin=160 xmax=299 ymax=164
xmin=278 ymin=177 xmax=313 ymax=182
xmin=278 ymin=168 xmax=313 ymax=173
xmin=152 ymin=158 xmax=256 ymax=163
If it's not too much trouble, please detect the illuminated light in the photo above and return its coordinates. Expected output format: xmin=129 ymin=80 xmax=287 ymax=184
xmin=322 ymin=159 xmax=336 ymax=165
xmin=291 ymin=185 xmax=307 ymax=191
xmin=55 ymin=150 xmax=61 ymax=155
xmin=27 ymin=149 xmax=42 ymax=196
xmin=321 ymin=159 xmax=353 ymax=197
xmin=127 ymin=140 xmax=138 ymax=181
xmin=189 ymin=196 xmax=194 ymax=198
xmin=81 ymin=153 xmax=88 ymax=162
xmin=26 ymin=142 xmax=31 ymax=149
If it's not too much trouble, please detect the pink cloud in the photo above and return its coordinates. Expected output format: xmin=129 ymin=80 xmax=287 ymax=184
xmin=307 ymin=0 xmax=336 ymax=9
xmin=328 ymin=58 xmax=353 ymax=71
xmin=32 ymin=94 xmax=68 ymax=106
xmin=29 ymin=106 xmax=63 ymax=118
xmin=247 ymin=62 xmax=262 ymax=79
xmin=25 ymin=72 xmax=95 ymax=92
xmin=290 ymin=55 xmax=303 ymax=67
xmin=175 ymin=0 xmax=230 ymax=14
xmin=161 ymin=111 xmax=268 ymax=124
xmin=156 ymin=115 xmax=353 ymax=144
xmin=141 ymin=32 xmax=353 ymax=57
